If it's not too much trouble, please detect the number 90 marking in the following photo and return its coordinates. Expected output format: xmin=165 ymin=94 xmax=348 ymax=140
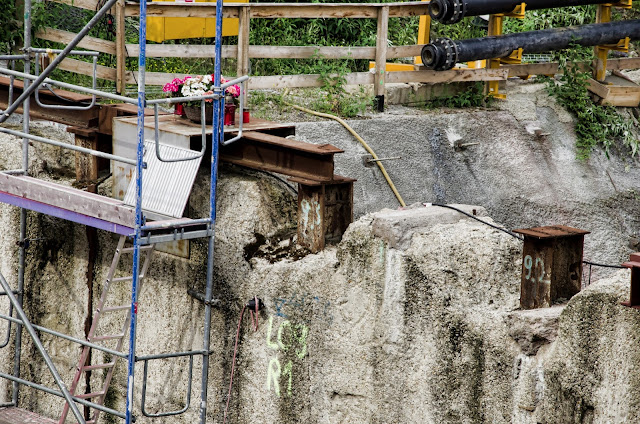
xmin=524 ymin=255 xmax=544 ymax=282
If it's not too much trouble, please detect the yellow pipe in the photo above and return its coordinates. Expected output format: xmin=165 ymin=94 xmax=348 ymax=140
xmin=282 ymin=99 xmax=407 ymax=207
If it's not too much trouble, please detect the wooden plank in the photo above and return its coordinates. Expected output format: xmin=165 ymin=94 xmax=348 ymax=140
xmin=588 ymin=76 xmax=640 ymax=107
xmin=248 ymin=45 xmax=375 ymax=60
xmin=129 ymin=44 xmax=415 ymax=61
xmin=116 ymin=0 xmax=126 ymax=93
xmin=586 ymin=78 xmax=611 ymax=99
xmin=387 ymin=68 xmax=508 ymax=83
xmin=375 ymin=6 xmax=389 ymax=98
xmin=0 ymin=174 xmax=135 ymax=228
xmin=57 ymin=58 xmax=117 ymax=81
xmin=127 ymin=3 xmax=240 ymax=18
xmin=126 ymin=44 xmax=236 ymax=58
xmin=75 ymin=133 xmax=99 ymax=182
xmin=136 ymin=71 xmax=374 ymax=88
xmin=50 ymin=0 xmax=97 ymax=10
xmin=237 ymin=6 xmax=250 ymax=83
xmin=505 ymin=57 xmax=640 ymax=78
xmin=607 ymin=57 xmax=640 ymax=71
xmin=388 ymin=45 xmax=423 ymax=59
xmin=246 ymin=72 xmax=373 ymax=89
xmin=35 ymin=28 xmax=116 ymax=55
xmin=127 ymin=2 xmax=428 ymax=19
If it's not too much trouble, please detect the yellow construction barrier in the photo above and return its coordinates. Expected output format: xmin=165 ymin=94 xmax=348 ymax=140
xmin=147 ymin=0 xmax=248 ymax=43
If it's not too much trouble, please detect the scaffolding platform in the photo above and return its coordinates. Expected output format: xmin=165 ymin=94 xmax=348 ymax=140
xmin=0 ymin=407 xmax=56 ymax=424
xmin=0 ymin=173 xmax=136 ymax=235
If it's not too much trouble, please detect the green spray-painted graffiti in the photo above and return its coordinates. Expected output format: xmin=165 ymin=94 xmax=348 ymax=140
xmin=265 ymin=316 xmax=309 ymax=398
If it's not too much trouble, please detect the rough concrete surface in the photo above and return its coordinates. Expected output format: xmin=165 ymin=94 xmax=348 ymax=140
xmin=293 ymin=78 xmax=640 ymax=277
xmin=0 ymin=78 xmax=638 ymax=424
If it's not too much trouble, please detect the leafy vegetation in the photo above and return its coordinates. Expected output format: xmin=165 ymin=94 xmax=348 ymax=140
xmin=544 ymin=50 xmax=639 ymax=159
xmin=424 ymin=82 xmax=493 ymax=109
xmin=307 ymin=53 xmax=371 ymax=117
xmin=0 ymin=0 xmax=21 ymax=52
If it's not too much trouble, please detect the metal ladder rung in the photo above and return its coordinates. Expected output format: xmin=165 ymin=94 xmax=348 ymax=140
xmin=121 ymin=245 xmax=154 ymax=253
xmin=76 ymin=391 xmax=105 ymax=399
xmin=111 ymin=276 xmax=133 ymax=283
xmin=101 ymin=305 xmax=130 ymax=313
xmin=91 ymin=334 xmax=125 ymax=342
xmin=82 ymin=362 xmax=115 ymax=371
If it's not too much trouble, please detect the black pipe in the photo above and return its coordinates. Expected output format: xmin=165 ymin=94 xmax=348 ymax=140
xmin=429 ymin=0 xmax=612 ymax=24
xmin=421 ymin=19 xmax=640 ymax=71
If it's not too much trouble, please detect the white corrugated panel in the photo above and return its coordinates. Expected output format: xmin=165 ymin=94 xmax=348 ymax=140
xmin=123 ymin=141 xmax=203 ymax=218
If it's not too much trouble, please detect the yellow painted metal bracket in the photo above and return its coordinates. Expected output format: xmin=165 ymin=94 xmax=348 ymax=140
xmin=414 ymin=0 xmax=431 ymax=65
xmin=593 ymin=1 xmax=632 ymax=81
xmin=504 ymin=2 xmax=526 ymax=18
xmin=485 ymin=5 xmax=527 ymax=98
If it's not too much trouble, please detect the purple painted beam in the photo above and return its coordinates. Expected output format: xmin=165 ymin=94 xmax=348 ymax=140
xmin=0 ymin=191 xmax=134 ymax=236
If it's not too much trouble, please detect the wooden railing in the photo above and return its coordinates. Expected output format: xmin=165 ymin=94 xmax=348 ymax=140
xmin=36 ymin=1 xmax=640 ymax=95
xmin=36 ymin=1 xmax=513 ymax=95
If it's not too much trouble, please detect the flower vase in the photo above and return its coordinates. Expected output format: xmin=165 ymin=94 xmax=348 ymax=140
xmin=224 ymin=103 xmax=236 ymax=126
xmin=183 ymin=104 xmax=213 ymax=124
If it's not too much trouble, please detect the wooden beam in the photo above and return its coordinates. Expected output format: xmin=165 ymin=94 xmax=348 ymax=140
xmin=375 ymin=6 xmax=389 ymax=100
xmin=35 ymin=28 xmax=116 ymax=55
xmin=388 ymin=45 xmax=424 ymax=59
xmin=237 ymin=5 xmax=250 ymax=80
xmin=246 ymin=72 xmax=373 ymax=90
xmin=126 ymin=44 xmax=236 ymax=58
xmin=248 ymin=45 xmax=376 ymax=60
xmin=50 ymin=0 xmax=98 ymax=11
xmin=387 ymin=68 xmax=509 ymax=84
xmin=0 ymin=174 xmax=135 ymax=229
xmin=128 ymin=44 xmax=420 ymax=61
xmin=58 ymin=58 xmax=117 ymax=81
xmin=606 ymin=57 xmax=640 ymax=71
xmin=116 ymin=0 xmax=126 ymax=94
xmin=504 ymin=58 xmax=640 ymax=78
xmin=126 ymin=2 xmax=429 ymax=19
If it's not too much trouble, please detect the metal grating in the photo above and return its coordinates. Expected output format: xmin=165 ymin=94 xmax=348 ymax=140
xmin=123 ymin=141 xmax=203 ymax=218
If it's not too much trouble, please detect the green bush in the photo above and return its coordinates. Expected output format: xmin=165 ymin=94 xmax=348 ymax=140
xmin=544 ymin=50 xmax=639 ymax=159
xmin=0 ymin=0 xmax=21 ymax=52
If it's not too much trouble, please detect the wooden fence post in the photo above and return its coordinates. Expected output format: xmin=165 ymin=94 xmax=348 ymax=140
xmin=237 ymin=5 xmax=250 ymax=84
xmin=116 ymin=0 xmax=126 ymax=94
xmin=375 ymin=5 xmax=389 ymax=112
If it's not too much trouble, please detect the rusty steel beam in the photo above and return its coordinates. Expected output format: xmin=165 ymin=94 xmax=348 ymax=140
xmin=622 ymin=253 xmax=640 ymax=309
xmin=290 ymin=176 xmax=354 ymax=253
xmin=0 ymin=76 xmax=99 ymax=128
xmin=513 ymin=225 xmax=590 ymax=309
xmin=220 ymin=131 xmax=343 ymax=182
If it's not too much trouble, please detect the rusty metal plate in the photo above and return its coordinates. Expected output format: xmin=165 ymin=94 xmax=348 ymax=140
xmin=518 ymin=225 xmax=587 ymax=309
xmin=513 ymin=225 xmax=590 ymax=240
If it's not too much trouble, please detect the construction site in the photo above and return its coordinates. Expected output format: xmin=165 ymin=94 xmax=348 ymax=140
xmin=0 ymin=0 xmax=639 ymax=423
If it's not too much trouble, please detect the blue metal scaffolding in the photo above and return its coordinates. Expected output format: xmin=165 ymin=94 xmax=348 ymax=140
xmin=0 ymin=0 xmax=246 ymax=421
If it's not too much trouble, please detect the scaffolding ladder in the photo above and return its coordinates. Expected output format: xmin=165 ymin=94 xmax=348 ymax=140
xmin=0 ymin=0 xmax=246 ymax=421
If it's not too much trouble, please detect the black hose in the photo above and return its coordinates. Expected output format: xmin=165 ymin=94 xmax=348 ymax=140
xmin=431 ymin=204 xmax=628 ymax=271
xmin=430 ymin=203 xmax=524 ymax=240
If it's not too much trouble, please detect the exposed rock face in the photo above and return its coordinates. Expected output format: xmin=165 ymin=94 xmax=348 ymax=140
xmin=0 ymin=95 xmax=639 ymax=424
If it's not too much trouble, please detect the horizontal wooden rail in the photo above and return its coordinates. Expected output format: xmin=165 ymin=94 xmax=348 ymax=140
xmin=119 ymin=67 xmax=509 ymax=88
xmin=51 ymin=0 xmax=98 ymax=11
xmin=122 ymin=44 xmax=422 ymax=60
xmin=504 ymin=57 xmax=640 ymax=78
xmin=37 ymin=0 xmax=640 ymax=100
xmin=37 ymin=28 xmax=116 ymax=55
xmin=124 ymin=2 xmax=429 ymax=19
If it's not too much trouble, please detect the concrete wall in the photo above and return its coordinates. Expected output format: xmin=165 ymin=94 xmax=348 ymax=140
xmin=0 ymin=84 xmax=638 ymax=423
